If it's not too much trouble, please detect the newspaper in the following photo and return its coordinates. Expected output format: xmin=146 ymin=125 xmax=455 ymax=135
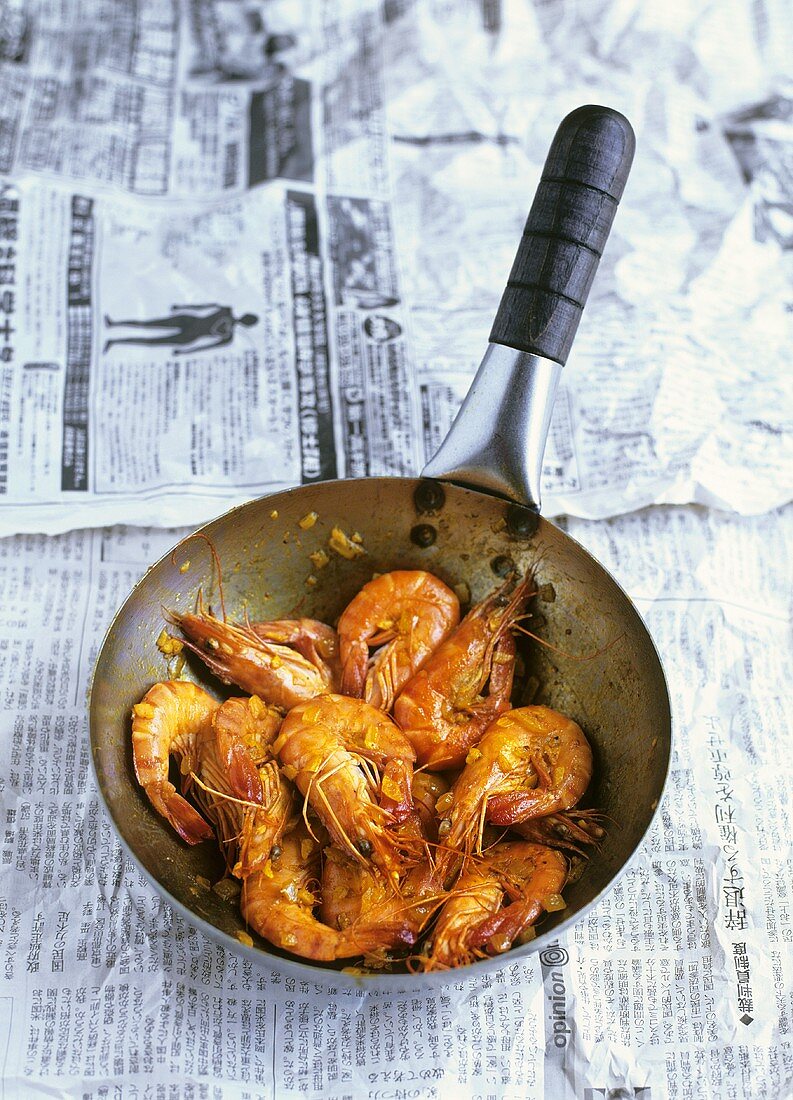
xmin=0 ymin=0 xmax=790 ymax=535
xmin=0 ymin=504 xmax=791 ymax=1097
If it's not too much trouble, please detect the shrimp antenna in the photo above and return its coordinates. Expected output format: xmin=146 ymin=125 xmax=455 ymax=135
xmin=513 ymin=624 xmax=625 ymax=662
xmin=300 ymin=770 xmax=324 ymax=846
xmin=171 ymin=532 xmax=227 ymax=621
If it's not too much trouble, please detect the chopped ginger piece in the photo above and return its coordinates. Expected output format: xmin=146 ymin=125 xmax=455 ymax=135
xmin=235 ymin=931 xmax=254 ymax=947
xmin=435 ymin=792 xmax=454 ymax=814
xmin=269 ymin=509 xmax=279 ymax=519
xmin=298 ymin=511 xmax=318 ymax=529
xmin=329 ymin=526 xmax=366 ymax=559
xmin=309 ymin=549 xmax=329 ymax=570
xmin=156 ymin=629 xmax=184 ymax=657
xmin=381 ymin=775 xmax=403 ymax=801
xmin=465 ymin=747 xmax=482 ymax=764
xmin=305 ymin=575 xmax=317 ymax=587
xmin=179 ymin=560 xmax=191 ymax=574
xmin=212 ymin=878 xmax=241 ymax=901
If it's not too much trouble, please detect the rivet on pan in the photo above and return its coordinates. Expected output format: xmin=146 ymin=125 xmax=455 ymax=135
xmin=506 ymin=504 xmax=539 ymax=538
xmin=413 ymin=479 xmax=446 ymax=514
xmin=411 ymin=524 xmax=437 ymax=548
xmin=490 ymin=554 xmax=514 ymax=577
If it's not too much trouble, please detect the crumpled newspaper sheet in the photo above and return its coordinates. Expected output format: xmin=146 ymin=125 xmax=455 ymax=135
xmin=384 ymin=0 xmax=793 ymax=519
xmin=1 ymin=503 xmax=790 ymax=1097
xmin=0 ymin=0 xmax=789 ymax=535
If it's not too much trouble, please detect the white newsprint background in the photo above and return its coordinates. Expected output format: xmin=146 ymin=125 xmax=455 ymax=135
xmin=0 ymin=0 xmax=791 ymax=1096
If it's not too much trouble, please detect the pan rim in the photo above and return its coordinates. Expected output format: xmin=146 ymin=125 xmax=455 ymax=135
xmin=88 ymin=476 xmax=673 ymax=987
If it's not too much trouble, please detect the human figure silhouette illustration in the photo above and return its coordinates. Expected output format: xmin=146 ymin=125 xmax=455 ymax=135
xmin=103 ymin=305 xmax=258 ymax=355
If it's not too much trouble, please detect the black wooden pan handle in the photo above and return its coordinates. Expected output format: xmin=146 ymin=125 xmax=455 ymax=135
xmin=489 ymin=105 xmax=635 ymax=364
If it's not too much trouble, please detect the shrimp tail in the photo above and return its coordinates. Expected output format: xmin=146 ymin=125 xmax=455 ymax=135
xmin=348 ymin=919 xmax=418 ymax=955
xmin=226 ymin=744 xmax=264 ymax=804
xmin=467 ymin=899 xmax=543 ymax=951
xmin=340 ymin=640 xmax=367 ymax=697
xmin=145 ymin=782 xmax=215 ymax=845
xmin=487 ymin=789 xmax=558 ymax=823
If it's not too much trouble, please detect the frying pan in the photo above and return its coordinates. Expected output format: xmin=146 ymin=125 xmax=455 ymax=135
xmin=90 ymin=105 xmax=672 ymax=988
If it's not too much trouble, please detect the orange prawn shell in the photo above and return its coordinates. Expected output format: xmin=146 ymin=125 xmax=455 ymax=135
xmin=212 ymin=694 xmax=282 ymax=803
xmin=429 ymin=842 xmax=567 ymax=967
xmin=337 ymin=569 xmax=460 ymax=709
xmin=484 ymin=706 xmax=593 ymax=823
xmin=393 ymin=576 xmax=531 ymax=769
xmin=273 ymin=694 xmax=416 ymax=871
xmin=131 ymin=680 xmax=218 ymax=845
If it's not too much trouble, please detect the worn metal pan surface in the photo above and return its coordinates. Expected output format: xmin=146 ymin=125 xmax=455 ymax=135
xmin=90 ymin=106 xmax=672 ymax=989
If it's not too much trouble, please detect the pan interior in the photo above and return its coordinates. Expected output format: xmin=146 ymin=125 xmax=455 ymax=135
xmin=90 ymin=477 xmax=671 ymax=982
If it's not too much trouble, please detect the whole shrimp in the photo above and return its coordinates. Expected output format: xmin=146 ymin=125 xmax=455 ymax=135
xmin=273 ymin=695 xmax=416 ymax=873
xmin=192 ymin=714 xmax=294 ymax=875
xmin=213 ymin=695 xmax=283 ymax=803
xmin=131 ymin=680 xmax=218 ymax=844
xmin=321 ymin=772 xmax=449 ymax=939
xmin=425 ymin=843 xmax=567 ymax=970
xmin=241 ymin=824 xmax=416 ymax=961
xmin=168 ymin=607 xmax=331 ymax=709
xmin=393 ymin=575 xmax=533 ymax=769
xmin=250 ymin=619 xmax=341 ymax=692
xmin=484 ymin=707 xmax=593 ymax=825
xmin=337 ymin=570 xmax=460 ymax=710
xmin=435 ymin=705 xmax=592 ymax=881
